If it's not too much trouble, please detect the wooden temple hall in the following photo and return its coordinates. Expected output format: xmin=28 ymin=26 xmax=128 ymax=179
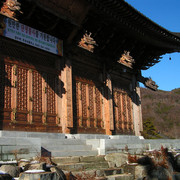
xmin=0 ymin=0 xmax=180 ymax=136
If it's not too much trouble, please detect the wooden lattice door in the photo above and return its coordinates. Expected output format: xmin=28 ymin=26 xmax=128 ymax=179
xmin=0 ymin=58 xmax=62 ymax=132
xmin=74 ymin=78 xmax=105 ymax=134
xmin=113 ymin=88 xmax=134 ymax=135
xmin=0 ymin=61 xmax=12 ymax=126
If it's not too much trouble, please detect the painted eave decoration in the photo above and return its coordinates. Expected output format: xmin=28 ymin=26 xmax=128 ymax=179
xmin=78 ymin=32 xmax=98 ymax=53
xmin=117 ymin=51 xmax=135 ymax=68
xmin=0 ymin=0 xmax=22 ymax=21
xmin=145 ymin=78 xmax=159 ymax=91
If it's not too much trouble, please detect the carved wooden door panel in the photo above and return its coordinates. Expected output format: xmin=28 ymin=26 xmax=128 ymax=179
xmin=0 ymin=61 xmax=12 ymax=127
xmin=74 ymin=78 xmax=105 ymax=134
xmin=0 ymin=59 xmax=61 ymax=133
xmin=16 ymin=65 xmax=28 ymax=124
xmin=113 ymin=88 xmax=134 ymax=135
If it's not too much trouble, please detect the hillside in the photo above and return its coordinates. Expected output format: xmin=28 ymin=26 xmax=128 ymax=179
xmin=140 ymin=87 xmax=180 ymax=139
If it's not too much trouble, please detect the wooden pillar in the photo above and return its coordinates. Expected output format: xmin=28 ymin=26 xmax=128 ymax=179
xmin=86 ymin=84 xmax=90 ymax=128
xmin=11 ymin=64 xmax=17 ymax=123
xmin=132 ymin=75 xmax=143 ymax=136
xmin=104 ymin=74 xmax=114 ymax=135
xmin=61 ymin=58 xmax=73 ymax=133
xmin=42 ymin=74 xmax=47 ymax=125
xmin=136 ymin=85 xmax=143 ymax=132
xmin=93 ymin=86 xmax=97 ymax=128
xmin=55 ymin=59 xmax=62 ymax=128
xmin=78 ymin=82 xmax=83 ymax=127
xmin=27 ymin=69 xmax=33 ymax=124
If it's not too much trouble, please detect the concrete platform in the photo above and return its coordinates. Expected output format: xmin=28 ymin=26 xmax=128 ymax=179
xmin=0 ymin=131 xmax=180 ymax=160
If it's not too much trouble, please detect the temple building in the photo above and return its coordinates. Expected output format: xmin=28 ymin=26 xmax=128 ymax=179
xmin=0 ymin=0 xmax=180 ymax=136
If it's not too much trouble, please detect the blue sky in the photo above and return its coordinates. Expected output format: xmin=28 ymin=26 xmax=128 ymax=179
xmin=125 ymin=0 xmax=180 ymax=91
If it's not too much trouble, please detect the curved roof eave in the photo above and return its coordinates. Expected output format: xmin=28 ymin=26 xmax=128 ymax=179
xmin=87 ymin=0 xmax=180 ymax=52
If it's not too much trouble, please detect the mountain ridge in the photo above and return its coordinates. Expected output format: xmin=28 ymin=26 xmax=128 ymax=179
xmin=140 ymin=87 xmax=180 ymax=139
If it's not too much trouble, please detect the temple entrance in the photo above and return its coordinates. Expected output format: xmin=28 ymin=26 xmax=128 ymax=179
xmin=73 ymin=77 xmax=106 ymax=134
xmin=113 ymin=84 xmax=134 ymax=135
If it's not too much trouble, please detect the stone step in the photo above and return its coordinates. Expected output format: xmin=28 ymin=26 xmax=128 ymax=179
xmin=103 ymin=168 xmax=124 ymax=176
xmin=68 ymin=168 xmax=132 ymax=180
xmin=50 ymin=149 xmax=98 ymax=157
xmin=51 ymin=155 xmax=105 ymax=164
xmin=0 ymin=137 xmax=41 ymax=160
xmin=95 ymin=177 xmax=108 ymax=180
xmin=96 ymin=168 xmax=124 ymax=178
xmin=42 ymin=144 xmax=92 ymax=151
xmin=57 ymin=162 xmax=109 ymax=171
xmin=106 ymin=174 xmax=133 ymax=180
xmin=41 ymin=139 xmax=87 ymax=145
xmin=0 ymin=130 xmax=65 ymax=139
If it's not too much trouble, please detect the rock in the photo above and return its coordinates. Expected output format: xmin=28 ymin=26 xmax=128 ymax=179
xmin=24 ymin=162 xmax=47 ymax=171
xmin=0 ymin=165 xmax=20 ymax=177
xmin=18 ymin=159 xmax=30 ymax=169
xmin=19 ymin=171 xmax=61 ymax=180
xmin=105 ymin=153 xmax=128 ymax=167
xmin=50 ymin=166 xmax=66 ymax=179
xmin=72 ymin=170 xmax=96 ymax=180
xmin=123 ymin=164 xmax=146 ymax=180
xmin=0 ymin=174 xmax=13 ymax=180
xmin=175 ymin=154 xmax=180 ymax=172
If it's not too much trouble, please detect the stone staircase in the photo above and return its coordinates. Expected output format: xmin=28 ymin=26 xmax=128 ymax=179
xmin=51 ymin=155 xmax=134 ymax=180
xmin=41 ymin=138 xmax=98 ymax=157
xmin=0 ymin=131 xmax=99 ymax=160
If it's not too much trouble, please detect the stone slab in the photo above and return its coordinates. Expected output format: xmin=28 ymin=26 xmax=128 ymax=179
xmin=27 ymin=132 xmax=65 ymax=139
xmin=57 ymin=162 xmax=109 ymax=171
xmin=80 ymin=155 xmax=105 ymax=163
xmin=0 ymin=131 xmax=28 ymax=138
xmin=51 ymin=150 xmax=98 ymax=157
xmin=0 ymin=131 xmax=65 ymax=139
xmin=41 ymin=138 xmax=87 ymax=145
xmin=19 ymin=172 xmax=59 ymax=180
xmin=105 ymin=153 xmax=128 ymax=168
xmin=51 ymin=156 xmax=80 ymax=164
xmin=73 ymin=134 xmax=110 ymax=139
xmin=106 ymin=174 xmax=134 ymax=180
xmin=123 ymin=164 xmax=146 ymax=180
xmin=42 ymin=144 xmax=92 ymax=151
xmin=86 ymin=139 xmax=101 ymax=150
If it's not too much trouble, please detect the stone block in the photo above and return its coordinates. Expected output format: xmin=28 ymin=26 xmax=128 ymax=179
xmin=19 ymin=172 xmax=59 ymax=180
xmin=106 ymin=174 xmax=134 ymax=180
xmin=51 ymin=150 xmax=98 ymax=157
xmin=72 ymin=170 xmax=96 ymax=179
xmin=25 ymin=162 xmax=47 ymax=171
xmin=42 ymin=144 xmax=92 ymax=151
xmin=108 ymin=161 xmax=116 ymax=168
xmin=41 ymin=138 xmax=86 ymax=145
xmin=0 ymin=138 xmax=16 ymax=145
xmin=80 ymin=155 xmax=105 ymax=163
xmin=105 ymin=153 xmax=128 ymax=168
xmin=16 ymin=138 xmax=41 ymax=146
xmin=123 ymin=164 xmax=146 ymax=180
xmin=0 ymin=173 xmax=13 ymax=180
xmin=83 ymin=162 xmax=109 ymax=170
xmin=86 ymin=139 xmax=100 ymax=150
xmin=28 ymin=132 xmax=65 ymax=139
xmin=57 ymin=163 xmax=84 ymax=171
xmin=73 ymin=134 xmax=109 ymax=139
xmin=0 ymin=165 xmax=21 ymax=177
xmin=0 ymin=131 xmax=27 ymax=138
xmin=103 ymin=168 xmax=123 ymax=176
xmin=51 ymin=156 xmax=80 ymax=164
